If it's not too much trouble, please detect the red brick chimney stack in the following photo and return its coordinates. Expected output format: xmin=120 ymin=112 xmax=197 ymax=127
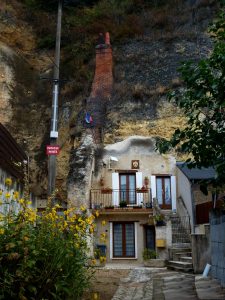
xmin=90 ymin=32 xmax=113 ymax=99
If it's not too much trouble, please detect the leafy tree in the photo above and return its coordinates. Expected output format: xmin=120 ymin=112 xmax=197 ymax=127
xmin=156 ymin=7 xmax=225 ymax=185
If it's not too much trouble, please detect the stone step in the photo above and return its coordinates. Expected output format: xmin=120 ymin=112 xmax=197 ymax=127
xmin=180 ymin=256 xmax=193 ymax=263
xmin=172 ymin=240 xmax=191 ymax=244
xmin=171 ymin=243 xmax=191 ymax=248
xmin=169 ymin=247 xmax=192 ymax=260
xmin=167 ymin=260 xmax=193 ymax=273
xmin=174 ymin=251 xmax=192 ymax=257
xmin=168 ymin=260 xmax=193 ymax=268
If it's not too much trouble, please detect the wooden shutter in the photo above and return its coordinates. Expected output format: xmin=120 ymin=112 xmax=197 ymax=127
xmin=136 ymin=172 xmax=143 ymax=205
xmin=171 ymin=175 xmax=177 ymax=211
xmin=112 ymin=172 xmax=119 ymax=206
xmin=151 ymin=175 xmax=156 ymax=200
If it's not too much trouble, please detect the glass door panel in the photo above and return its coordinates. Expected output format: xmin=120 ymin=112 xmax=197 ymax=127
xmin=119 ymin=174 xmax=136 ymax=204
xmin=113 ymin=223 xmax=135 ymax=257
xmin=125 ymin=223 xmax=135 ymax=256
xmin=129 ymin=175 xmax=136 ymax=204
xmin=156 ymin=177 xmax=163 ymax=205
xmin=156 ymin=176 xmax=171 ymax=208
xmin=145 ymin=226 xmax=155 ymax=250
xmin=113 ymin=223 xmax=123 ymax=257
xmin=164 ymin=178 xmax=171 ymax=205
xmin=120 ymin=175 xmax=127 ymax=201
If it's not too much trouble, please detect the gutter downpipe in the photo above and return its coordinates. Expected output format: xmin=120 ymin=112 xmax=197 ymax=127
xmin=190 ymin=179 xmax=196 ymax=234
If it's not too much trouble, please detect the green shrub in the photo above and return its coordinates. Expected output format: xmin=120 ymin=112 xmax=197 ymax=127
xmin=37 ymin=35 xmax=55 ymax=49
xmin=142 ymin=248 xmax=158 ymax=260
xmin=119 ymin=200 xmax=127 ymax=207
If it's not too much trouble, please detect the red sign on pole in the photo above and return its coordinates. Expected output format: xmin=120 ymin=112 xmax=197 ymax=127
xmin=46 ymin=145 xmax=60 ymax=155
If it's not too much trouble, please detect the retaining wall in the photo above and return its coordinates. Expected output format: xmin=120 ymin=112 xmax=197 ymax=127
xmin=210 ymin=211 xmax=225 ymax=287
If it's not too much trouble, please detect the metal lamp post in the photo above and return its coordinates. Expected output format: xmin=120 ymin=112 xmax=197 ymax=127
xmin=48 ymin=0 xmax=63 ymax=198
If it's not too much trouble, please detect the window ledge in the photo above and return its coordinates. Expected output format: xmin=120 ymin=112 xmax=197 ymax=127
xmin=111 ymin=257 xmax=137 ymax=260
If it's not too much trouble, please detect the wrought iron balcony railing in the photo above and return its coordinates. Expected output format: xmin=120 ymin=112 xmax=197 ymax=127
xmin=90 ymin=189 xmax=152 ymax=209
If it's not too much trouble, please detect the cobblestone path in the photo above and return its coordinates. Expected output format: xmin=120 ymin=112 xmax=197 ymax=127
xmin=111 ymin=267 xmax=225 ymax=300
xmin=112 ymin=267 xmax=153 ymax=300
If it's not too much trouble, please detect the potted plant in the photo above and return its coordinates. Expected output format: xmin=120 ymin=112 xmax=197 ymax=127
xmin=99 ymin=176 xmax=104 ymax=186
xmin=93 ymin=248 xmax=106 ymax=267
xmin=145 ymin=202 xmax=152 ymax=209
xmin=142 ymin=248 xmax=165 ymax=267
xmin=136 ymin=186 xmax=148 ymax=193
xmin=154 ymin=214 xmax=166 ymax=226
xmin=119 ymin=200 xmax=127 ymax=208
xmin=105 ymin=205 xmax=114 ymax=209
xmin=144 ymin=176 xmax=149 ymax=187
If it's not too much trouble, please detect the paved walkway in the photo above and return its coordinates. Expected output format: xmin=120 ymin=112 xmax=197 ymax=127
xmin=112 ymin=267 xmax=154 ymax=300
xmin=110 ymin=267 xmax=225 ymax=300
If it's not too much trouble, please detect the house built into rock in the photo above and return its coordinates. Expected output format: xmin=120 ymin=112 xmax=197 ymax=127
xmin=90 ymin=135 xmax=177 ymax=263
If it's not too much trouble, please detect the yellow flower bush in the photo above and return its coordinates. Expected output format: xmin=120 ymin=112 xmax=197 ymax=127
xmin=5 ymin=192 xmax=11 ymax=199
xmin=99 ymin=256 xmax=106 ymax=264
xmin=101 ymin=220 xmax=106 ymax=226
xmin=13 ymin=191 xmax=19 ymax=200
xmin=0 ymin=188 xmax=97 ymax=299
xmin=5 ymin=178 xmax=12 ymax=186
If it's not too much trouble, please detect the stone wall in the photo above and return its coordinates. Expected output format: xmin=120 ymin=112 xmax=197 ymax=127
xmin=210 ymin=211 xmax=225 ymax=287
xmin=191 ymin=224 xmax=211 ymax=273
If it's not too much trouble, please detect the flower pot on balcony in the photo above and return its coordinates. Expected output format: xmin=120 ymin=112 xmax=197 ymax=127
xmin=144 ymin=176 xmax=149 ymax=186
xmin=136 ymin=187 xmax=148 ymax=193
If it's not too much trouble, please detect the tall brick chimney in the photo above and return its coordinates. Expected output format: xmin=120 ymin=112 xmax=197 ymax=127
xmin=90 ymin=32 xmax=113 ymax=99
xmin=86 ymin=32 xmax=113 ymax=143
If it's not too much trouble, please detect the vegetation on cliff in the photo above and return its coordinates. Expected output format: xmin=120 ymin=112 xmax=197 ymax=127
xmin=157 ymin=6 xmax=225 ymax=185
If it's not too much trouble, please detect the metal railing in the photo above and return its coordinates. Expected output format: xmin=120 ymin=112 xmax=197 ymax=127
xmin=90 ymin=189 xmax=152 ymax=209
xmin=171 ymin=215 xmax=191 ymax=244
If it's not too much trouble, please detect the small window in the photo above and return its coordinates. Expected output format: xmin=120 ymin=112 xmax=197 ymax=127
xmin=156 ymin=176 xmax=171 ymax=209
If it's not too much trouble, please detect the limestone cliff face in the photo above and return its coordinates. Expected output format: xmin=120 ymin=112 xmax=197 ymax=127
xmin=0 ymin=0 xmax=219 ymax=201
xmin=0 ymin=42 xmax=51 ymax=196
xmin=0 ymin=44 xmax=14 ymax=124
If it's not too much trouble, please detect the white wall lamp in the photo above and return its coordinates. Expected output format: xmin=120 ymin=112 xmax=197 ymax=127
xmin=108 ymin=156 xmax=118 ymax=169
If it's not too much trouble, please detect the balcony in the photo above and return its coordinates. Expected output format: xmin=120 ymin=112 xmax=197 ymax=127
xmin=90 ymin=189 xmax=152 ymax=213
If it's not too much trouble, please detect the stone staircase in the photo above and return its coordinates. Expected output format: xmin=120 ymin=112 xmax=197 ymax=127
xmin=167 ymin=215 xmax=193 ymax=273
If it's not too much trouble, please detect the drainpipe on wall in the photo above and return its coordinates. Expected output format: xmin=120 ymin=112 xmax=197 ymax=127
xmin=191 ymin=180 xmax=196 ymax=234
